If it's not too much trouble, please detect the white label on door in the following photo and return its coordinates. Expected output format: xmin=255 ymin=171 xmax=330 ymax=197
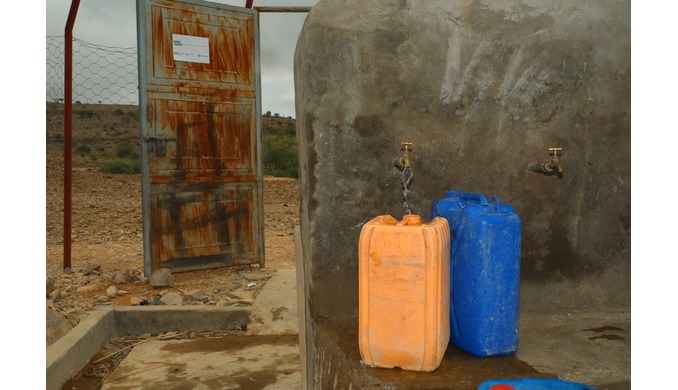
xmin=172 ymin=34 xmax=210 ymax=64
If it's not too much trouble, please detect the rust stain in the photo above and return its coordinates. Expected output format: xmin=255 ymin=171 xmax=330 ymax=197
xmin=152 ymin=187 xmax=257 ymax=264
xmin=146 ymin=0 xmax=261 ymax=273
xmin=152 ymin=4 xmax=254 ymax=88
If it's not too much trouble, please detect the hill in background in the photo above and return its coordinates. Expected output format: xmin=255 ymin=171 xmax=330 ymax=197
xmin=46 ymin=102 xmax=298 ymax=178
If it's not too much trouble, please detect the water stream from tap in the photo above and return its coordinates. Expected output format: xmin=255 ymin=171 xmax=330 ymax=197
xmin=401 ymin=166 xmax=414 ymax=215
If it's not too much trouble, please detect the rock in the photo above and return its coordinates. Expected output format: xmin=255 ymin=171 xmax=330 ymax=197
xmin=236 ymin=299 xmax=254 ymax=306
xmin=158 ymin=292 xmax=183 ymax=306
xmin=130 ymin=296 xmax=145 ymax=305
xmin=49 ymin=289 xmax=62 ymax=302
xmin=46 ymin=276 xmax=55 ymax=296
xmin=97 ymin=296 xmax=110 ymax=303
xmin=149 ymin=268 xmax=174 ymax=288
xmin=241 ymin=273 xmax=271 ymax=282
xmin=118 ymin=290 xmax=128 ymax=296
xmin=63 ymin=268 xmax=73 ymax=274
xmin=113 ymin=270 xmax=131 ymax=284
xmin=106 ymin=285 xmax=118 ymax=298
xmin=83 ymin=264 xmax=101 ymax=276
xmin=212 ymin=288 xmax=220 ymax=294
xmin=100 ymin=274 xmax=113 ymax=282
xmin=216 ymin=297 xmax=234 ymax=306
xmin=185 ymin=289 xmax=209 ymax=302
xmin=47 ymin=309 xmax=73 ymax=346
xmin=76 ymin=284 xmax=99 ymax=293
xmin=227 ymin=288 xmax=255 ymax=301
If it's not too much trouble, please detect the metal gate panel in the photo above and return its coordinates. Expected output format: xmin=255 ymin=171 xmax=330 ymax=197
xmin=148 ymin=97 xmax=256 ymax=175
xmin=150 ymin=182 xmax=258 ymax=269
xmin=137 ymin=0 xmax=263 ymax=275
xmin=149 ymin=2 xmax=256 ymax=88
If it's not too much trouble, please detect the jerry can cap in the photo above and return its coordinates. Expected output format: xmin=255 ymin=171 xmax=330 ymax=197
xmin=397 ymin=214 xmax=422 ymax=226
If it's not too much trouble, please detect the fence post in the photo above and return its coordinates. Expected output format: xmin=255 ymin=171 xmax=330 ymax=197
xmin=64 ymin=0 xmax=81 ymax=270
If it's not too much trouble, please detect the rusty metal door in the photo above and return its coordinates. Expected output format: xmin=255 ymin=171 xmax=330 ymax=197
xmin=137 ymin=0 xmax=263 ymax=275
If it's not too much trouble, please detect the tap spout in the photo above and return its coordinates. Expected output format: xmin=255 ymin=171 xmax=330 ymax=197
xmin=528 ymin=147 xmax=563 ymax=179
xmin=393 ymin=141 xmax=413 ymax=172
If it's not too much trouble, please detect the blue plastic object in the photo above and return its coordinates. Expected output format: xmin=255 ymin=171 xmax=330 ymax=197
xmin=477 ymin=378 xmax=596 ymax=390
xmin=431 ymin=191 xmax=522 ymax=357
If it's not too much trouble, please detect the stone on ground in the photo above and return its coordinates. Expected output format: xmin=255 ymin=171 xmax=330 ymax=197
xmin=149 ymin=268 xmax=174 ymax=288
xmin=46 ymin=309 xmax=72 ymax=346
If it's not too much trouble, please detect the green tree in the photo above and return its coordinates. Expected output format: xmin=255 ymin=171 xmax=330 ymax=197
xmin=262 ymin=134 xmax=298 ymax=178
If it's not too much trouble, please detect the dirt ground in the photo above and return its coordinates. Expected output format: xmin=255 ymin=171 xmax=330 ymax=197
xmin=46 ymin=103 xmax=300 ymax=323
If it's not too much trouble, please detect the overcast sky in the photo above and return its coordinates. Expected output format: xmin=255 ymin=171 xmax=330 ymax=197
xmin=45 ymin=0 xmax=319 ymax=118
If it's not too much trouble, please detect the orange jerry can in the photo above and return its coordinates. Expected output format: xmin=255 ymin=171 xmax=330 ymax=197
xmin=358 ymin=214 xmax=450 ymax=372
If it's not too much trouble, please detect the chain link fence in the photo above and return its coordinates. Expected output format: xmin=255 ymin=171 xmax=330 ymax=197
xmin=46 ymin=36 xmax=139 ymax=105
xmin=46 ymin=36 xmax=144 ymax=276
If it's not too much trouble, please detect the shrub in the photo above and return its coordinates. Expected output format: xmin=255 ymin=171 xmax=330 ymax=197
xmin=262 ymin=134 xmax=298 ymax=178
xmin=76 ymin=109 xmax=94 ymax=118
xmin=75 ymin=145 xmax=91 ymax=156
xmin=99 ymin=159 xmax=141 ymax=174
xmin=116 ymin=139 xmax=134 ymax=158
xmin=113 ymin=108 xmax=124 ymax=116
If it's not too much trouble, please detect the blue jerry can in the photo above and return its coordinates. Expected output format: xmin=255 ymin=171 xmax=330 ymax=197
xmin=431 ymin=191 xmax=522 ymax=357
xmin=477 ymin=378 xmax=597 ymax=390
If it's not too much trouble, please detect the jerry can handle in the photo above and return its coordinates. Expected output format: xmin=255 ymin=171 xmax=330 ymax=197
xmin=490 ymin=196 xmax=501 ymax=213
xmin=461 ymin=192 xmax=488 ymax=205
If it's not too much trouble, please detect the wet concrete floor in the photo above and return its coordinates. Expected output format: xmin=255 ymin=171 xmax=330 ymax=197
xmin=101 ymin=334 xmax=300 ymax=390
xmin=313 ymin=309 xmax=630 ymax=389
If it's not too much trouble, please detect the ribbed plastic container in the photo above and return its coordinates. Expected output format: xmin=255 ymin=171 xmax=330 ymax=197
xmin=477 ymin=378 xmax=597 ymax=390
xmin=358 ymin=214 xmax=450 ymax=372
xmin=431 ymin=190 xmax=485 ymax=251
xmin=432 ymin=192 xmax=522 ymax=357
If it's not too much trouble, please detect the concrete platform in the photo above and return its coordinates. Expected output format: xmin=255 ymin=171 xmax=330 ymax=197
xmin=309 ymin=309 xmax=630 ymax=390
xmin=101 ymin=334 xmax=300 ymax=390
xmin=47 ymin=268 xmax=630 ymax=390
xmin=47 ymin=268 xmax=301 ymax=390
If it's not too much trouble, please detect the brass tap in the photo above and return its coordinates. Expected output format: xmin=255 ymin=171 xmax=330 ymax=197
xmin=394 ymin=142 xmax=413 ymax=171
xmin=528 ymin=147 xmax=563 ymax=179
xmin=548 ymin=147 xmax=563 ymax=175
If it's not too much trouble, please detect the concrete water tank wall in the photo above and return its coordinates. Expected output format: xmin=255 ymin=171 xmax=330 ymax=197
xmin=295 ymin=0 xmax=630 ymax=324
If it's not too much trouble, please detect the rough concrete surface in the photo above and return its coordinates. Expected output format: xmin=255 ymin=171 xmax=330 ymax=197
xmin=101 ymin=334 xmax=300 ymax=390
xmin=54 ymin=269 xmax=302 ymax=390
xmin=50 ymin=267 xmax=630 ymax=390
xmin=248 ymin=268 xmax=299 ymax=335
xmin=517 ymin=310 xmax=631 ymax=386
xmin=310 ymin=310 xmax=629 ymax=390
xmin=295 ymin=0 xmax=631 ymax=324
xmin=295 ymin=1 xmax=630 ymax=388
